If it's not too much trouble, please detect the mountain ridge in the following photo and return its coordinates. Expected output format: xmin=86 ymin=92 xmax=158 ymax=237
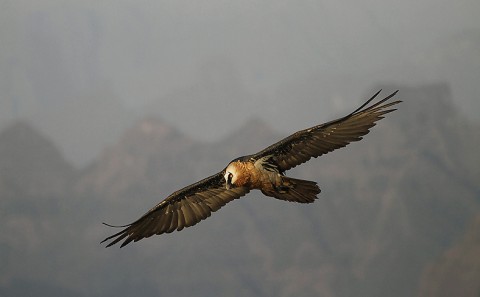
xmin=0 ymin=84 xmax=479 ymax=297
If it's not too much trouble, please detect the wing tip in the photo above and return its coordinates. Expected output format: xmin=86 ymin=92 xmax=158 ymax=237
xmin=350 ymin=89 xmax=399 ymax=116
xmin=102 ymin=233 xmax=130 ymax=248
xmin=101 ymin=223 xmax=133 ymax=248
xmin=102 ymin=221 xmax=132 ymax=228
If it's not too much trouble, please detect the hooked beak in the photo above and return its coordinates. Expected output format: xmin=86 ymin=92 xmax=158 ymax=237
xmin=226 ymin=173 xmax=234 ymax=190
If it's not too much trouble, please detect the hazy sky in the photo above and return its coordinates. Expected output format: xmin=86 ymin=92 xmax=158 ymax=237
xmin=1 ymin=0 xmax=479 ymax=165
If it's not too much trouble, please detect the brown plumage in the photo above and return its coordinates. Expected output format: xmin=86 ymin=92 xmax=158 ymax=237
xmin=102 ymin=90 xmax=401 ymax=247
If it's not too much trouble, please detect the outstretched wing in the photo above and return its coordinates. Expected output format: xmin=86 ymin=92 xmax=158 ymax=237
xmin=253 ymin=90 xmax=401 ymax=172
xmin=102 ymin=171 xmax=250 ymax=247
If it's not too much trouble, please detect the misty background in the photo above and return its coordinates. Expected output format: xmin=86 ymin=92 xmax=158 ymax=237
xmin=1 ymin=0 xmax=479 ymax=167
xmin=1 ymin=1 xmax=479 ymax=297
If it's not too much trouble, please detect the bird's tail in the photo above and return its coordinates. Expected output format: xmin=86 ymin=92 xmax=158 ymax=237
xmin=263 ymin=177 xmax=321 ymax=203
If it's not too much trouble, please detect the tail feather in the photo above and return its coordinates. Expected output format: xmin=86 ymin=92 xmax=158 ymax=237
xmin=263 ymin=177 xmax=321 ymax=203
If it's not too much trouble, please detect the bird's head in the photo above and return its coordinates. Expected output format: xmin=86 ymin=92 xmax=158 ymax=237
xmin=224 ymin=163 xmax=239 ymax=190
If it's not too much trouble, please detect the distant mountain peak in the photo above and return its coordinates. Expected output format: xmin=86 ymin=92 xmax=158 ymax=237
xmin=0 ymin=121 xmax=47 ymax=145
xmin=235 ymin=116 xmax=275 ymax=136
xmin=0 ymin=121 xmax=74 ymax=198
xmin=0 ymin=121 xmax=69 ymax=166
xmin=133 ymin=117 xmax=177 ymax=138
xmin=118 ymin=116 xmax=193 ymax=150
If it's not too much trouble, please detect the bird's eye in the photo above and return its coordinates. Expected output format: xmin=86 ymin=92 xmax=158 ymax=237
xmin=227 ymin=173 xmax=233 ymax=183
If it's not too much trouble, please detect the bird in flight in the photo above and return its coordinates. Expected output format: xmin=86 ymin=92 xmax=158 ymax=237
xmin=102 ymin=90 xmax=400 ymax=247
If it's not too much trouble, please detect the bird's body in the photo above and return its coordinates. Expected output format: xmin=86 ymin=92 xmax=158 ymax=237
xmin=103 ymin=90 xmax=401 ymax=247
xmin=225 ymin=156 xmax=320 ymax=203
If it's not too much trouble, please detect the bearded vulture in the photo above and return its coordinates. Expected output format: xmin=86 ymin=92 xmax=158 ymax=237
xmin=102 ymin=90 xmax=400 ymax=247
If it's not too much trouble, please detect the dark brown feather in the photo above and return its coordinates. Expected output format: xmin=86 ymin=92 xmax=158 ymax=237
xmin=253 ymin=90 xmax=400 ymax=171
xmin=102 ymin=172 xmax=249 ymax=247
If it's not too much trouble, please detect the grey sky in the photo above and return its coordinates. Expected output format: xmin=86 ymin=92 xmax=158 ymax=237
xmin=1 ymin=0 xmax=479 ymax=165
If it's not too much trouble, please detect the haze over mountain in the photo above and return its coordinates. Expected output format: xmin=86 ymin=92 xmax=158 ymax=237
xmin=0 ymin=84 xmax=479 ymax=297
xmin=1 ymin=1 xmax=479 ymax=166
xmin=418 ymin=214 xmax=480 ymax=297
